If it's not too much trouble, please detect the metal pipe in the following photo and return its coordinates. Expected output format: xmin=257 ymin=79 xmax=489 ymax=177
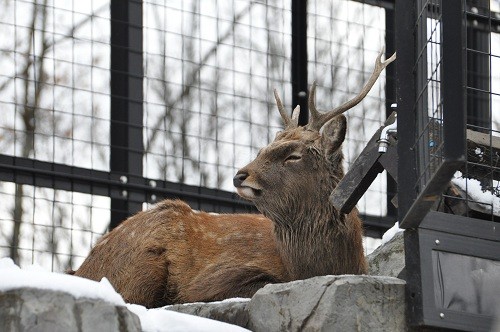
xmin=378 ymin=115 xmax=398 ymax=153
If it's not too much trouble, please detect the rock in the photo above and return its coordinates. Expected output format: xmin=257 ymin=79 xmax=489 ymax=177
xmin=165 ymin=298 xmax=250 ymax=328
xmin=0 ymin=288 xmax=141 ymax=332
xmin=247 ymin=275 xmax=406 ymax=332
xmin=367 ymin=231 xmax=406 ymax=278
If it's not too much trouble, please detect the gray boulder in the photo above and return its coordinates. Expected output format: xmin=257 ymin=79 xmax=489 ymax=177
xmin=367 ymin=231 xmax=406 ymax=278
xmin=0 ymin=288 xmax=140 ymax=332
xmin=247 ymin=275 xmax=406 ymax=332
xmin=165 ymin=299 xmax=250 ymax=328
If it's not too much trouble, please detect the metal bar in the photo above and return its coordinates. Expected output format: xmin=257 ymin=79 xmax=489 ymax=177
xmin=0 ymin=154 xmax=393 ymax=236
xmin=420 ymin=211 xmax=500 ymax=241
xmin=442 ymin=0 xmax=466 ymax=161
xmin=466 ymin=0 xmax=491 ymax=131
xmin=396 ymin=1 xmax=423 ymax=326
xmin=395 ymin=0 xmax=417 ymax=223
xmin=404 ymin=228 xmax=423 ymax=326
xmin=110 ymin=0 xmax=144 ymax=229
xmin=385 ymin=6 xmax=398 ymax=218
xmin=399 ymin=160 xmax=464 ymax=229
xmin=330 ymin=113 xmax=397 ymax=214
xmin=0 ymin=155 xmax=255 ymax=212
xmin=291 ymin=0 xmax=308 ymax=126
xmin=350 ymin=0 xmax=395 ymax=10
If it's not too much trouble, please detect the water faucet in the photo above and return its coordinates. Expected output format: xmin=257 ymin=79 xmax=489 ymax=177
xmin=378 ymin=104 xmax=398 ymax=153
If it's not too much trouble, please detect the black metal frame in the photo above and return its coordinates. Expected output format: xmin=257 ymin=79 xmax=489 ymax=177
xmin=398 ymin=1 xmax=500 ymax=330
xmin=395 ymin=0 xmax=417 ymax=223
xmin=398 ymin=0 xmax=467 ymax=229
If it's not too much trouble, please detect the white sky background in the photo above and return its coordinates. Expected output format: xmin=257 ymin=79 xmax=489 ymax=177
xmin=0 ymin=0 xmax=499 ymax=271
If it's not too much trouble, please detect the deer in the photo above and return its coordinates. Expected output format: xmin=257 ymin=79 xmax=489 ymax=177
xmin=71 ymin=49 xmax=396 ymax=308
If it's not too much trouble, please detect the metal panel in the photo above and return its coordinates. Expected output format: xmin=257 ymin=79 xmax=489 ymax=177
xmin=406 ymin=211 xmax=500 ymax=331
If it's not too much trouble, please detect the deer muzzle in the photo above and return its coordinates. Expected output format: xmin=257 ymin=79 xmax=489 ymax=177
xmin=233 ymin=172 xmax=262 ymax=200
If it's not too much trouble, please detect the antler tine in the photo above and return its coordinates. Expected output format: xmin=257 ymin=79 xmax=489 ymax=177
xmin=308 ymin=81 xmax=321 ymax=124
xmin=291 ymin=105 xmax=300 ymax=128
xmin=274 ymin=88 xmax=300 ymax=129
xmin=307 ymin=48 xmax=397 ymax=131
xmin=274 ymin=88 xmax=291 ymax=127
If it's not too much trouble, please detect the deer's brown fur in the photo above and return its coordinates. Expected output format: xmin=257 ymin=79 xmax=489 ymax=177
xmin=74 ymin=199 xmax=288 ymax=308
xmin=234 ymin=116 xmax=366 ymax=279
xmin=73 ymin=50 xmax=395 ymax=307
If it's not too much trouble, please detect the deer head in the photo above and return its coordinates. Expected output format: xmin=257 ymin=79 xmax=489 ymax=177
xmin=233 ymin=49 xmax=396 ymax=278
xmin=234 ymin=49 xmax=396 ymax=221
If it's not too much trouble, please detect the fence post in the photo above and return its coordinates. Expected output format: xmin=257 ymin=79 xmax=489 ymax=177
xmin=442 ymin=1 xmax=466 ymax=161
xmin=395 ymin=0 xmax=417 ymax=222
xmin=110 ymin=0 xmax=144 ymax=229
xmin=385 ymin=6 xmax=397 ymax=219
xmin=291 ymin=0 xmax=308 ymax=126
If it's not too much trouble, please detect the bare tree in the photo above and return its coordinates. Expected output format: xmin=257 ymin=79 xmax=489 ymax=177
xmin=0 ymin=0 xmax=108 ymax=265
xmin=144 ymin=2 xmax=257 ymax=187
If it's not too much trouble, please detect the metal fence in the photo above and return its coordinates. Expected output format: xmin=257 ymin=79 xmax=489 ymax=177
xmin=0 ymin=0 xmax=395 ymax=272
xmin=398 ymin=0 xmax=500 ymax=330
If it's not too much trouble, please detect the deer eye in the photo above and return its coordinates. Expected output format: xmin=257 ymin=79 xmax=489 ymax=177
xmin=284 ymin=153 xmax=302 ymax=163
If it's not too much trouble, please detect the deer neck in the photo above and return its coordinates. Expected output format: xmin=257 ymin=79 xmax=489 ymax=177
xmin=263 ymin=166 xmax=364 ymax=280
xmin=271 ymin=201 xmax=348 ymax=280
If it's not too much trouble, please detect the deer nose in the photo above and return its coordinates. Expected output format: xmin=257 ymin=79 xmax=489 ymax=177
xmin=233 ymin=172 xmax=248 ymax=188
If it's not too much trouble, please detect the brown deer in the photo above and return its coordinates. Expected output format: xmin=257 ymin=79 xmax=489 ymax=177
xmin=72 ymin=49 xmax=396 ymax=308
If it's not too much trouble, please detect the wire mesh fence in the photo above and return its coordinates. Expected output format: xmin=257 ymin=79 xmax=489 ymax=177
xmin=142 ymin=0 xmax=291 ymax=191
xmin=0 ymin=0 xmax=112 ymax=270
xmin=458 ymin=0 xmax=500 ymax=220
xmin=0 ymin=0 xmax=395 ymax=271
xmin=408 ymin=0 xmax=500 ymax=223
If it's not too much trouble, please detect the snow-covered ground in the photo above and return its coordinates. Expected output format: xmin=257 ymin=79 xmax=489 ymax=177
xmin=0 ymin=257 xmax=249 ymax=332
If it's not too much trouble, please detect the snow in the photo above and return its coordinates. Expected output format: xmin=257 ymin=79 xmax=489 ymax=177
xmin=0 ymin=257 xmax=125 ymax=306
xmin=381 ymin=222 xmax=403 ymax=245
xmin=127 ymin=304 xmax=249 ymax=332
xmin=166 ymin=297 xmax=251 ymax=307
xmin=0 ymin=257 xmax=250 ymax=332
xmin=452 ymin=172 xmax=500 ymax=216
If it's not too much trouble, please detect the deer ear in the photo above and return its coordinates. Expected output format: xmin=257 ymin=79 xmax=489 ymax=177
xmin=320 ymin=115 xmax=346 ymax=155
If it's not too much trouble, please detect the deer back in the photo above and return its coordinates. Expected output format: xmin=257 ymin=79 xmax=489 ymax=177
xmin=74 ymin=199 xmax=288 ymax=307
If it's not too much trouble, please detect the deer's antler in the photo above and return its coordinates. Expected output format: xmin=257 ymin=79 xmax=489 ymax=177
xmin=274 ymin=89 xmax=300 ymax=130
xmin=306 ymin=49 xmax=396 ymax=131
